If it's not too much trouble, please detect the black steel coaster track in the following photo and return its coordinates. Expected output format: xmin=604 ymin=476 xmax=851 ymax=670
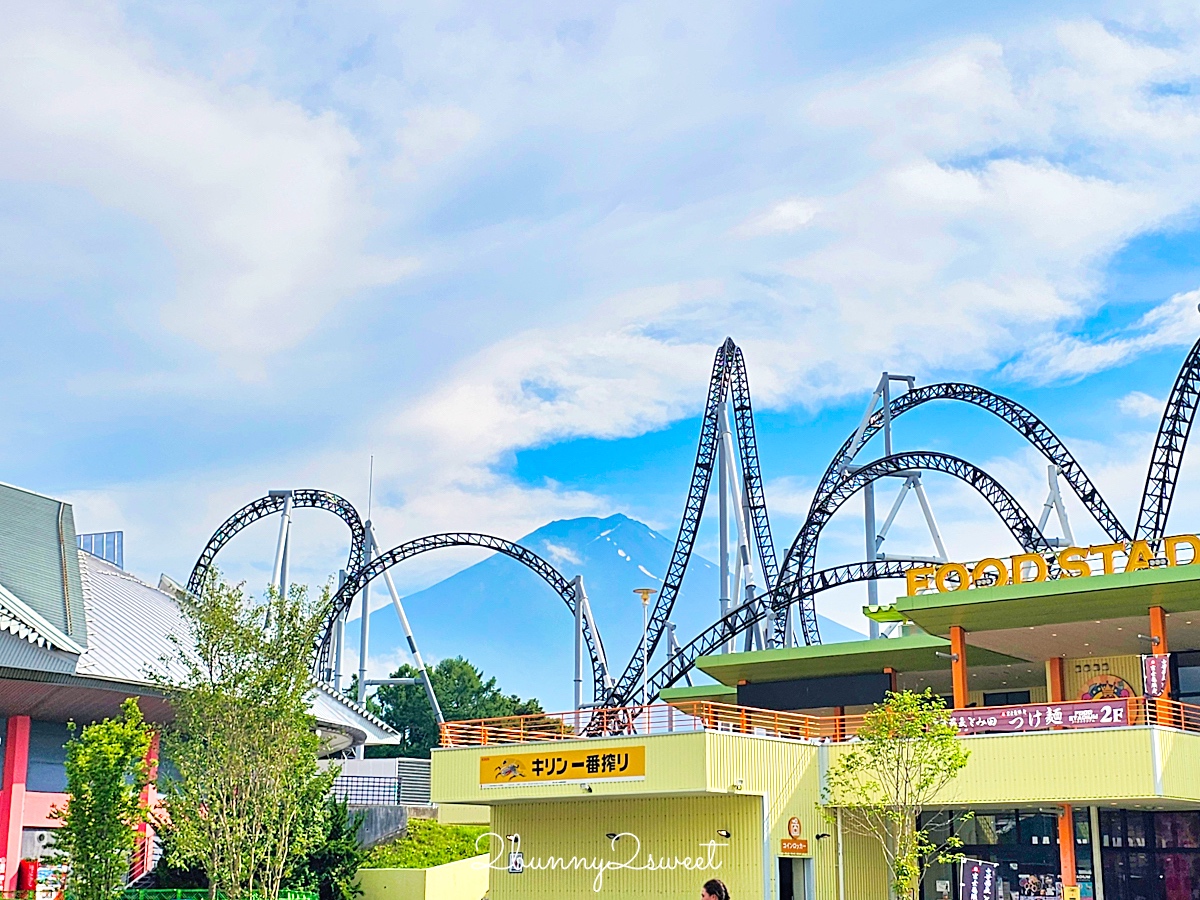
xmin=1137 ymin=335 xmax=1200 ymax=541
xmin=187 ymin=489 xmax=367 ymax=598
xmin=314 ymin=532 xmax=609 ymax=702
xmin=607 ymin=338 xmax=781 ymax=706
xmin=624 ymin=452 xmax=1053 ymax=705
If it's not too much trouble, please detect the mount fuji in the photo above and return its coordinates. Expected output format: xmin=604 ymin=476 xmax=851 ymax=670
xmin=348 ymin=514 xmax=863 ymax=711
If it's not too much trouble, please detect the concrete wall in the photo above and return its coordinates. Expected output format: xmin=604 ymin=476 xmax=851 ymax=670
xmin=359 ymin=855 xmax=489 ymax=900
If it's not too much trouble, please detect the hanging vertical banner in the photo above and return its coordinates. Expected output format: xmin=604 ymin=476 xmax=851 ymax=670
xmin=1143 ymin=654 xmax=1170 ymax=698
xmin=959 ymin=858 xmax=997 ymax=900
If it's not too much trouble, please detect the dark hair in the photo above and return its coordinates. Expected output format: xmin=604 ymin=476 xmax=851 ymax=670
xmin=703 ymin=879 xmax=731 ymax=900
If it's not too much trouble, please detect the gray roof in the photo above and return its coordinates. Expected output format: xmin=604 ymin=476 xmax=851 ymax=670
xmin=77 ymin=552 xmax=398 ymax=745
xmin=0 ymin=481 xmax=87 ymax=648
xmin=76 ymin=551 xmax=190 ymax=685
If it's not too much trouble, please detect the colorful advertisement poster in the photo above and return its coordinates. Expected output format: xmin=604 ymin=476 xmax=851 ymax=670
xmin=480 ymin=745 xmax=646 ymax=786
xmin=959 ymin=858 xmax=997 ymax=900
xmin=1143 ymin=654 xmax=1170 ymax=698
xmin=950 ymin=699 xmax=1128 ymax=734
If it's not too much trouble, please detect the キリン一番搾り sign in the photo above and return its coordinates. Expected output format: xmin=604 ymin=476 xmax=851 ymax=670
xmin=480 ymin=746 xmax=646 ymax=787
xmin=906 ymin=534 xmax=1200 ymax=596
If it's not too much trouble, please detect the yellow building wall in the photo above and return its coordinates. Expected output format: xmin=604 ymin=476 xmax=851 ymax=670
xmin=358 ymin=856 xmax=489 ymax=900
xmin=489 ymin=794 xmax=763 ymax=900
xmin=432 ymin=731 xmax=710 ymax=804
xmin=825 ymin=728 xmax=1157 ymax=807
xmin=1063 ymin=654 xmax=1142 ymax=699
xmin=437 ymin=803 xmax=490 ymax=826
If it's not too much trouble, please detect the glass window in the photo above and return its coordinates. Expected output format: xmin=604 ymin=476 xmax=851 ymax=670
xmin=1126 ymin=812 xmax=1149 ymax=849
xmin=983 ymin=690 xmax=1032 ymax=707
xmin=1177 ymin=666 xmax=1200 ymax=695
xmin=1020 ymin=812 xmax=1055 ymax=846
xmin=27 ymin=721 xmax=70 ymax=793
xmin=1155 ymin=811 xmax=1200 ymax=848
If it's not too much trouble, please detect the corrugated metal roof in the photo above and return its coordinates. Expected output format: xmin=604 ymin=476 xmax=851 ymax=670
xmin=77 ymin=551 xmax=399 ymax=744
xmin=76 ymin=551 xmax=191 ymax=685
xmin=0 ymin=481 xmax=87 ymax=647
xmin=311 ymin=681 xmax=401 ymax=745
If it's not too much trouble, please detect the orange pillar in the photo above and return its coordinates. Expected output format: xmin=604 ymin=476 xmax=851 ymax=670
xmin=1058 ymin=805 xmax=1077 ymax=886
xmin=1150 ymin=606 xmax=1171 ymax=726
xmin=0 ymin=717 xmax=30 ymax=890
xmin=1047 ymin=656 xmax=1065 ymax=703
xmin=1150 ymin=606 xmax=1170 ymax=689
xmin=950 ymin=626 xmax=969 ymax=708
xmin=834 ymin=706 xmax=845 ymax=741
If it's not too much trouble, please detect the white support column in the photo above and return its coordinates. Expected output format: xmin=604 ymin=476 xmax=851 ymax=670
xmin=355 ymin=526 xmax=373 ymax=759
xmin=912 ymin=476 xmax=948 ymax=561
xmin=333 ymin=569 xmax=347 ymax=691
xmin=718 ymin=400 xmax=731 ymax=652
xmin=721 ymin=403 xmax=762 ymax=651
xmin=573 ymin=575 xmax=584 ymax=712
xmin=269 ymin=491 xmax=294 ymax=595
xmin=370 ymin=524 xmax=445 ymax=726
xmin=864 ymin=480 xmax=879 ymax=639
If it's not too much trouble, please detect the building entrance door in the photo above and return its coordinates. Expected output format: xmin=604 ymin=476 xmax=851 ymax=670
xmin=778 ymin=857 xmax=809 ymax=900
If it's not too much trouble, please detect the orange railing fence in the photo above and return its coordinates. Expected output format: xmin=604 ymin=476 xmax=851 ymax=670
xmin=439 ymin=696 xmax=1200 ymax=748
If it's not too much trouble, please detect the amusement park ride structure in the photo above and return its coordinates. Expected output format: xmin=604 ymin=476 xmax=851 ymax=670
xmin=186 ymin=334 xmax=1200 ymax=729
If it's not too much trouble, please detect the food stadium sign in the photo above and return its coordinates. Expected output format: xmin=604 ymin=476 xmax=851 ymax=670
xmin=906 ymin=534 xmax=1200 ymax=596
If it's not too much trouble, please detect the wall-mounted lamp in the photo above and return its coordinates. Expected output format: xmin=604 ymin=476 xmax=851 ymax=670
xmin=1138 ymin=633 xmax=1162 ymax=646
xmin=581 ymin=783 xmax=593 ymax=793
xmin=605 ymin=833 xmax=621 ymax=841
xmin=729 ymin=778 xmax=744 ymax=791
xmin=716 ymin=830 xmax=732 ymax=839
xmin=815 ymin=833 xmax=831 ymax=840
xmin=505 ymin=834 xmax=519 ymax=841
xmin=934 ymin=651 xmax=960 ymax=662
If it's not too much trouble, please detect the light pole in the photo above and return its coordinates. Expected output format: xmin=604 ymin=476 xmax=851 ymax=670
xmin=634 ymin=589 xmax=657 ymax=708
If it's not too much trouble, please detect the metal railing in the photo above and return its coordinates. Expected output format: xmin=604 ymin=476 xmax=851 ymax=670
xmin=439 ymin=697 xmax=1200 ymax=748
xmin=331 ymin=774 xmax=402 ymax=805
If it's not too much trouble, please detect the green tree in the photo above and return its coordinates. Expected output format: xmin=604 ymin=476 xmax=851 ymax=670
xmin=822 ymin=690 xmax=970 ymax=900
xmin=50 ymin=698 xmax=154 ymax=900
xmin=288 ymin=797 xmax=366 ymax=900
xmin=369 ymin=657 xmax=543 ymax=758
xmin=158 ymin=574 xmax=336 ymax=900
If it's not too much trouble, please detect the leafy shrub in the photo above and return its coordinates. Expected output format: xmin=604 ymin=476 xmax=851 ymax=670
xmin=362 ymin=819 xmax=488 ymax=869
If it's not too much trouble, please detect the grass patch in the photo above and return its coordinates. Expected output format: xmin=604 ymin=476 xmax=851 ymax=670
xmin=362 ymin=817 xmax=490 ymax=869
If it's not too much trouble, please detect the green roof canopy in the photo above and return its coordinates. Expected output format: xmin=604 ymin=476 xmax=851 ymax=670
xmin=895 ymin=563 xmax=1200 ymax=637
xmin=695 ymin=633 xmax=1022 ymax=686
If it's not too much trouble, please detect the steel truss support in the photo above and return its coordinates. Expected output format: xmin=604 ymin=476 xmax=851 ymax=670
xmin=316 ymin=532 xmax=611 ymax=703
xmin=187 ymin=489 xmax=367 ymax=598
xmin=1137 ymin=335 xmax=1200 ymax=542
xmin=609 ymin=452 xmax=1054 ymax=706
xmin=607 ymin=338 xmax=780 ymax=707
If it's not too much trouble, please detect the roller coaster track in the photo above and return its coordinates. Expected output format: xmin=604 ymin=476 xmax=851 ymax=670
xmin=646 ymin=558 xmax=924 ymax=699
xmin=625 ymin=453 xmax=1053 ymax=704
xmin=189 ymin=334 xmax=1200 ymax=713
xmin=771 ymin=383 xmax=1129 ymax=643
xmin=187 ymin=490 xmax=367 ymax=598
xmin=314 ymin=533 xmax=609 ymax=701
xmin=606 ymin=338 xmax=780 ymax=707
xmin=1137 ymin=335 xmax=1200 ymax=541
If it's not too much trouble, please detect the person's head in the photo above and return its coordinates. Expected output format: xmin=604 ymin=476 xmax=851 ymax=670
xmin=701 ymin=879 xmax=730 ymax=900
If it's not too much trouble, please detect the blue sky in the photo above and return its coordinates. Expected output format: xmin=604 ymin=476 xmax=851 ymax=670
xmin=6 ymin=1 xmax=1200 ymax=686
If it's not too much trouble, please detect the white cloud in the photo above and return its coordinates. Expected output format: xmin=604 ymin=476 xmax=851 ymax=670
xmin=542 ymin=542 xmax=583 ymax=567
xmin=36 ymin=2 xmax=1200 ymax=658
xmin=0 ymin=3 xmax=415 ymax=374
xmin=732 ymin=199 xmax=818 ymax=238
xmin=1118 ymin=391 xmax=1166 ymax=418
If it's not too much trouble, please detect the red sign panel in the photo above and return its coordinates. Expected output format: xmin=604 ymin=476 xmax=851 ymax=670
xmin=950 ymin=699 xmax=1128 ymax=734
xmin=1143 ymin=654 xmax=1170 ymax=698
